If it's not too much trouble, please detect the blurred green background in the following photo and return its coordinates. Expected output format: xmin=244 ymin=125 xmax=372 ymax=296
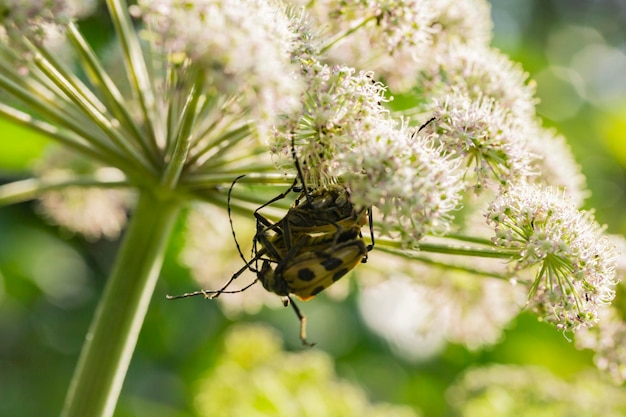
xmin=1 ymin=1 xmax=625 ymax=416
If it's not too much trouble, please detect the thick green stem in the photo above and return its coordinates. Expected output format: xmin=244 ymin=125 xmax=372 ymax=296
xmin=61 ymin=190 xmax=181 ymax=417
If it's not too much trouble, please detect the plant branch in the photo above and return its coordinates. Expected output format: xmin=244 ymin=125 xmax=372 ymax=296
xmin=0 ymin=172 xmax=129 ymax=207
xmin=161 ymin=75 xmax=204 ymax=189
xmin=375 ymin=237 xmax=518 ymax=259
xmin=106 ymin=0 xmax=160 ymax=157
xmin=66 ymin=23 xmax=155 ymax=165
xmin=31 ymin=51 xmax=155 ymax=174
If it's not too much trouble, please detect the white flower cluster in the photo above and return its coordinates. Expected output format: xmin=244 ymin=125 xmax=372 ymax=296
xmin=423 ymin=90 xmax=534 ymax=190
xmin=134 ymin=0 xmax=303 ymax=127
xmin=359 ymin=271 xmax=525 ymax=359
xmin=486 ymin=182 xmax=617 ymax=332
xmin=272 ymin=62 xmax=464 ymax=244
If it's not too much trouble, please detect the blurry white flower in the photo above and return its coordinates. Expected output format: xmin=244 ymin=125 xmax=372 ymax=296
xmin=0 ymin=0 xmax=71 ymax=44
xmin=358 ymin=266 xmax=525 ymax=358
xmin=35 ymin=148 xmax=132 ymax=240
xmin=576 ymin=305 xmax=626 ymax=384
xmin=448 ymin=364 xmax=626 ymax=417
xmin=359 ymin=275 xmax=448 ymax=360
xmin=527 ymin=126 xmax=589 ymax=207
xmin=180 ymin=204 xmax=278 ymax=316
xmin=418 ymin=44 xmax=537 ymax=121
xmin=427 ymin=0 xmax=492 ymax=49
xmin=38 ymin=186 xmax=131 ymax=241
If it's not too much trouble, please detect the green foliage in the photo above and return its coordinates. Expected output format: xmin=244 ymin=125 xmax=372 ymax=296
xmin=194 ymin=324 xmax=420 ymax=417
xmin=448 ymin=365 xmax=626 ymax=417
xmin=0 ymin=119 xmax=50 ymax=171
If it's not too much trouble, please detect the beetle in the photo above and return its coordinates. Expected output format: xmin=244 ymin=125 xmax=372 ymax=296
xmin=167 ymin=139 xmax=375 ymax=345
xmin=168 ymin=200 xmax=370 ymax=346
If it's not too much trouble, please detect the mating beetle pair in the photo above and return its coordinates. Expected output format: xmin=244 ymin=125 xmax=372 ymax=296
xmin=168 ymin=142 xmax=374 ymax=346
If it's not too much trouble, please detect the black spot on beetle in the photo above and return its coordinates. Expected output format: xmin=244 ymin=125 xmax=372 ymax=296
xmin=333 ymin=268 xmax=349 ymax=281
xmin=321 ymin=257 xmax=342 ymax=271
xmin=298 ymin=268 xmax=316 ymax=281
xmin=311 ymin=286 xmax=326 ymax=296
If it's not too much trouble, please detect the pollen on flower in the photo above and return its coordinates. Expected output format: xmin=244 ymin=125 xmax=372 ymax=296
xmin=485 ymin=182 xmax=617 ymax=333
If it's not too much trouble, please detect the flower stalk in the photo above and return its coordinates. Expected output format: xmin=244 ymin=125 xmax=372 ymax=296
xmin=61 ymin=190 xmax=181 ymax=417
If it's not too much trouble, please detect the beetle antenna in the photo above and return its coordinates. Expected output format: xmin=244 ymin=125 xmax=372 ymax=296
xmin=166 ymin=279 xmax=259 ymax=300
xmin=416 ymin=116 xmax=436 ymax=135
xmin=291 ymin=135 xmax=312 ymax=203
xmin=228 ymin=174 xmax=257 ymax=271
xmin=366 ymin=209 xmax=375 ymax=252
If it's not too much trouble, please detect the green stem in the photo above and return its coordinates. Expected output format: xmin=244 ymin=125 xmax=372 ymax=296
xmin=61 ymin=190 xmax=182 ymax=417
xmin=320 ymin=16 xmax=375 ymax=54
xmin=66 ymin=23 xmax=152 ymax=162
xmin=161 ymin=75 xmax=204 ymax=189
xmin=31 ymin=52 xmax=154 ymax=174
xmin=0 ymin=175 xmax=129 ymax=207
xmin=375 ymin=237 xmax=518 ymax=259
xmin=106 ymin=0 xmax=159 ymax=157
xmin=375 ymin=246 xmax=510 ymax=280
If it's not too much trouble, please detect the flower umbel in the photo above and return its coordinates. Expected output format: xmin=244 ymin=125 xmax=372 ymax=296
xmin=576 ymin=305 xmax=626 ymax=384
xmin=486 ymin=182 xmax=617 ymax=332
xmin=272 ymin=63 xmax=392 ymax=187
xmin=418 ymin=44 xmax=537 ymax=121
xmin=422 ymin=89 xmax=533 ymax=191
xmin=272 ymin=63 xmax=463 ymax=245
xmin=341 ymin=120 xmax=463 ymax=244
